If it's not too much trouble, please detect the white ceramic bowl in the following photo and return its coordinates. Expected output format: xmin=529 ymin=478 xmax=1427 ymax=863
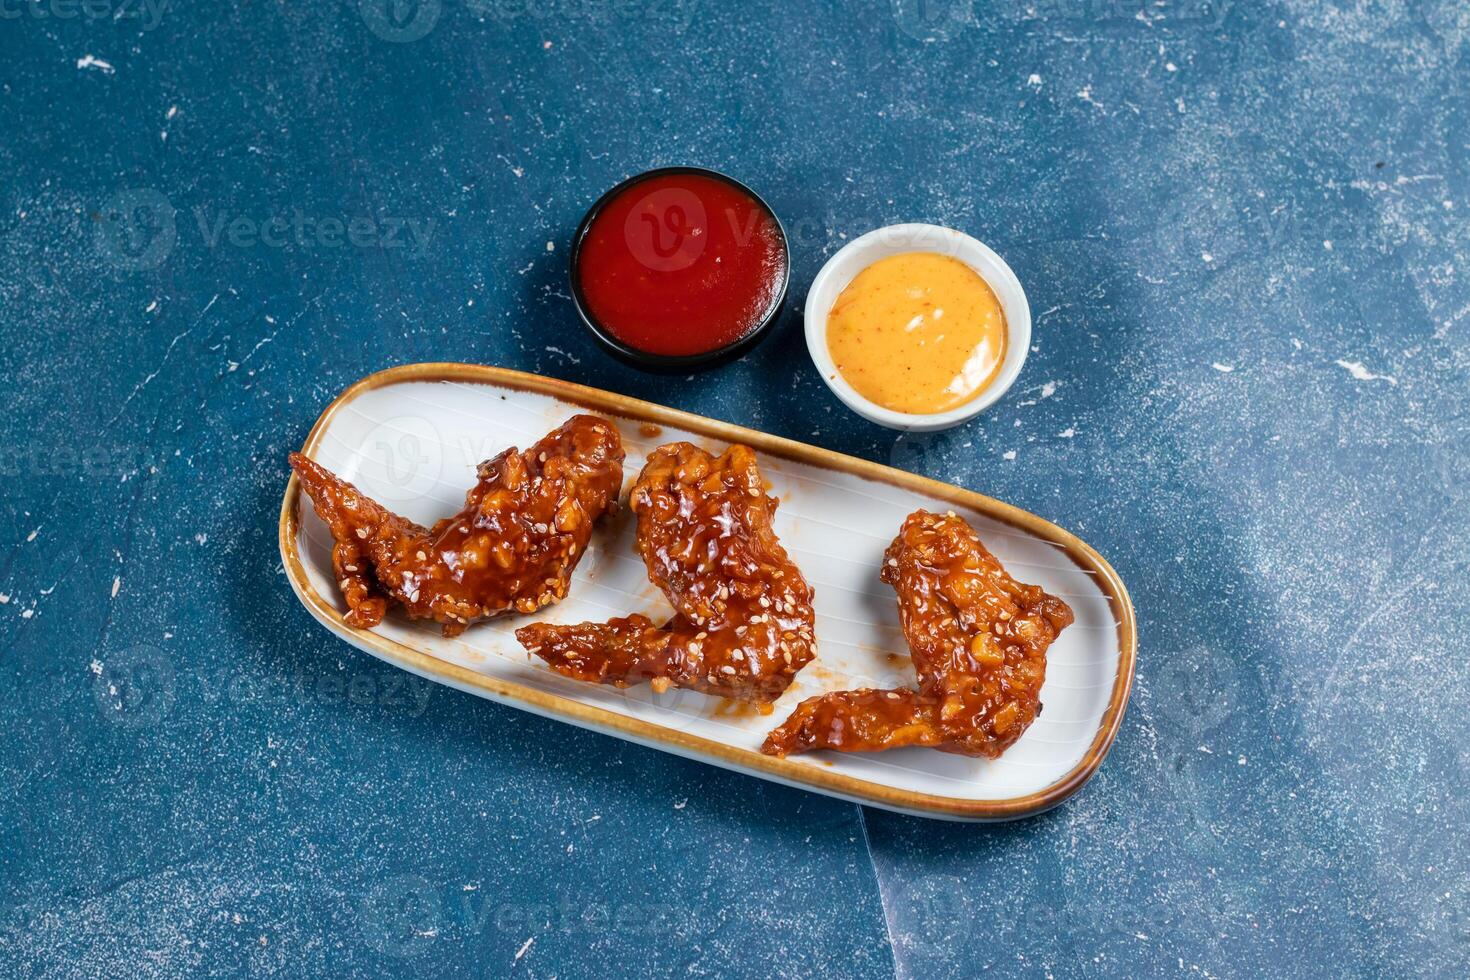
xmin=804 ymin=223 xmax=1032 ymax=431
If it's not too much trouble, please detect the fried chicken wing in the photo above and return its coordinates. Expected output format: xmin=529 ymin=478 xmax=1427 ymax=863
xmin=289 ymin=414 xmax=624 ymax=637
xmin=762 ymin=510 xmax=1072 ymax=758
xmin=516 ymin=443 xmax=815 ymax=702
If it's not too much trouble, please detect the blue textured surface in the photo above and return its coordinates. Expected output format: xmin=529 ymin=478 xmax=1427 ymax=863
xmin=3 ymin=1 xmax=1468 ymax=977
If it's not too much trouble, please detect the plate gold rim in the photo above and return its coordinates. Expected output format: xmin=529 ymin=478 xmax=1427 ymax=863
xmin=277 ymin=361 xmax=1137 ymax=821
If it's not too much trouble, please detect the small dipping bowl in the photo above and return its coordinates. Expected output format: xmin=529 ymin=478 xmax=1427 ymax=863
xmin=569 ymin=167 xmax=790 ymax=372
xmin=804 ymin=223 xmax=1031 ymax=431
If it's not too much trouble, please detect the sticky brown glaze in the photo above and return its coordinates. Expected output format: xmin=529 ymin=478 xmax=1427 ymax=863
xmin=517 ymin=443 xmax=815 ymax=702
xmin=289 ymin=415 xmax=624 ymax=637
xmin=762 ymin=510 xmax=1072 ymax=758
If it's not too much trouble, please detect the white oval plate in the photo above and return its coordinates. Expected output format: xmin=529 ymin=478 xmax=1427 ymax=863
xmin=279 ymin=364 xmax=1136 ymax=821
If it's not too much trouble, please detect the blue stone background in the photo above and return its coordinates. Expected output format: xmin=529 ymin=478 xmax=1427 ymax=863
xmin=2 ymin=0 xmax=1467 ymax=976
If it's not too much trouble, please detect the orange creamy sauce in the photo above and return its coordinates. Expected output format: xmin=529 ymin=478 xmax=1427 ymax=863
xmin=826 ymin=252 xmax=1007 ymax=414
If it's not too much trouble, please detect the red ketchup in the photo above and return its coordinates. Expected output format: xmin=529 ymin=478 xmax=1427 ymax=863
xmin=574 ymin=172 xmax=788 ymax=359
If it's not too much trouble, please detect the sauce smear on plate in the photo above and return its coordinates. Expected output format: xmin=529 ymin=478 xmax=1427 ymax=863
xmin=575 ymin=173 xmax=787 ymax=358
xmin=826 ymin=252 xmax=1007 ymax=414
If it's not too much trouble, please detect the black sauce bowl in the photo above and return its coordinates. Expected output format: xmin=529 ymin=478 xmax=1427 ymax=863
xmin=568 ymin=166 xmax=791 ymax=373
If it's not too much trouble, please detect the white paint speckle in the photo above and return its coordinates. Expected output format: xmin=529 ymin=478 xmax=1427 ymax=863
xmin=1212 ymin=362 xmax=1234 ymax=373
xmin=1059 ymin=428 xmax=1076 ymax=438
xmin=1335 ymin=359 xmax=1397 ymax=385
xmin=1003 ymin=450 xmax=1017 ymax=461
xmin=76 ymin=54 xmax=115 ymax=74
xmin=1027 ymin=73 xmax=1042 ymax=87
xmin=90 ymin=659 xmax=104 ymax=676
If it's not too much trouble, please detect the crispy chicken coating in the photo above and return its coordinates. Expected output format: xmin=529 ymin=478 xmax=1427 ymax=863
xmin=762 ymin=510 xmax=1073 ymax=759
xmin=516 ymin=443 xmax=815 ymax=702
xmin=289 ymin=414 xmax=624 ymax=637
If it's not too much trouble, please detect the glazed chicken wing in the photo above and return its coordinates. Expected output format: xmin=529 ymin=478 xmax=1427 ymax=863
xmin=762 ymin=510 xmax=1072 ymax=758
xmin=516 ymin=443 xmax=815 ymax=703
xmin=289 ymin=414 xmax=624 ymax=637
